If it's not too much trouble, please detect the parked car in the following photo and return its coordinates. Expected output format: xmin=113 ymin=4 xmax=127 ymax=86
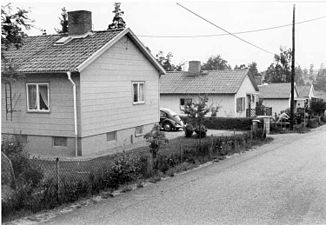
xmin=160 ymin=108 xmax=184 ymax=131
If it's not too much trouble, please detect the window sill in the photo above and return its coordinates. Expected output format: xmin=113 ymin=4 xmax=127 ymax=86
xmin=133 ymin=102 xmax=145 ymax=105
xmin=135 ymin=133 xmax=143 ymax=137
xmin=27 ymin=110 xmax=50 ymax=114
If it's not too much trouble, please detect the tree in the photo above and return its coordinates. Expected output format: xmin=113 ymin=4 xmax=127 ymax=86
xmin=1 ymin=3 xmax=32 ymax=80
xmin=314 ymin=63 xmax=326 ymax=91
xmin=201 ymin=55 xmax=231 ymax=70
xmin=295 ymin=65 xmax=305 ymax=86
xmin=264 ymin=47 xmax=292 ymax=83
xmin=108 ymin=2 xmax=126 ymax=30
xmin=234 ymin=64 xmax=247 ymax=70
xmin=55 ymin=7 xmax=68 ymax=34
xmin=155 ymin=51 xmax=182 ymax=71
xmin=184 ymin=95 xmax=211 ymax=138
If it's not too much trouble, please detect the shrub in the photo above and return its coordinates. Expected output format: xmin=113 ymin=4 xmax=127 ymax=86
xmin=307 ymin=118 xmax=319 ymax=128
xmin=184 ymin=124 xmax=194 ymax=137
xmin=181 ymin=116 xmax=252 ymax=130
xmin=195 ymin=124 xmax=207 ymax=138
xmin=1 ymin=136 xmax=43 ymax=187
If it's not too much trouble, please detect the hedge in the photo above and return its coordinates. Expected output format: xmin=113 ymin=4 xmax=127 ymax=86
xmin=180 ymin=116 xmax=252 ymax=130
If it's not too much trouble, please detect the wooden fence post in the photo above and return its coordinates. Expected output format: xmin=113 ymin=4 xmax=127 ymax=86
xmin=56 ymin=157 xmax=60 ymax=202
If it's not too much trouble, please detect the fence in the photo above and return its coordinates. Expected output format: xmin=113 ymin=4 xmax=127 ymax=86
xmin=3 ymin=128 xmax=266 ymax=218
xmin=246 ymin=107 xmax=272 ymax=118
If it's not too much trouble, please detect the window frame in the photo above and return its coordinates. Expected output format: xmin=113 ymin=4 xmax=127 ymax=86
xmin=236 ymin=97 xmax=245 ymax=113
xmin=132 ymin=81 xmax=145 ymax=104
xmin=180 ymin=98 xmax=192 ymax=110
xmin=106 ymin=131 xmax=117 ymax=142
xmin=135 ymin=125 xmax=144 ymax=137
xmin=26 ymin=83 xmax=50 ymax=113
xmin=53 ymin=137 xmax=67 ymax=147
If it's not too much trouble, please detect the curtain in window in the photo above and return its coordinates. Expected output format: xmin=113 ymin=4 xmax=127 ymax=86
xmin=28 ymin=85 xmax=37 ymax=110
xmin=133 ymin=83 xmax=138 ymax=102
xmin=39 ymin=85 xmax=49 ymax=110
xmin=139 ymin=83 xmax=144 ymax=101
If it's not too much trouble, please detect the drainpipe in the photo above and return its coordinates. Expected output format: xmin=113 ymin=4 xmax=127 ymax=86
xmin=67 ymin=72 xmax=78 ymax=157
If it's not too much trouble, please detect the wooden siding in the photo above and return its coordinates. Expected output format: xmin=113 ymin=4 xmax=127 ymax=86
xmin=80 ymin=36 xmax=160 ymax=137
xmin=160 ymin=94 xmax=235 ymax=117
xmin=235 ymin=75 xmax=259 ymax=117
xmin=1 ymin=74 xmax=77 ymax=137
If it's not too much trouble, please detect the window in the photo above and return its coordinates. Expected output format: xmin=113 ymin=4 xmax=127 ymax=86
xmin=180 ymin=98 xmax=192 ymax=111
xmin=132 ymin=82 xmax=145 ymax=104
xmin=26 ymin=83 xmax=50 ymax=112
xmin=135 ymin=126 xmax=144 ymax=136
xmin=53 ymin=137 xmax=67 ymax=147
xmin=107 ymin=131 xmax=117 ymax=142
xmin=160 ymin=111 xmax=167 ymax=118
xmin=236 ymin=97 xmax=245 ymax=112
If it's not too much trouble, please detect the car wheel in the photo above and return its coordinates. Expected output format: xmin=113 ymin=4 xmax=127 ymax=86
xmin=163 ymin=122 xmax=172 ymax=131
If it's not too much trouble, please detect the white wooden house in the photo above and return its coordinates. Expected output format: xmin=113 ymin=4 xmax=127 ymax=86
xmin=160 ymin=61 xmax=259 ymax=117
xmin=1 ymin=10 xmax=165 ymax=157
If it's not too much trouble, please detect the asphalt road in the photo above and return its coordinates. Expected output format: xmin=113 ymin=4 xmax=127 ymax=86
xmin=37 ymin=125 xmax=326 ymax=225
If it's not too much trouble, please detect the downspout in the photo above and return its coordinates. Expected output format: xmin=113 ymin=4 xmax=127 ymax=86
xmin=67 ymin=72 xmax=78 ymax=157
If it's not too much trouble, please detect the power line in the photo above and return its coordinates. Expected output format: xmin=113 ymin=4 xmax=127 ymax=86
xmin=138 ymin=15 xmax=326 ymax=38
xmin=176 ymin=2 xmax=275 ymax=55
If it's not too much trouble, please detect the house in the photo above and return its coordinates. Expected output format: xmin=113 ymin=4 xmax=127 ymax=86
xmin=296 ymin=84 xmax=314 ymax=109
xmin=1 ymin=10 xmax=165 ymax=157
xmin=160 ymin=61 xmax=259 ymax=118
xmin=258 ymin=83 xmax=299 ymax=115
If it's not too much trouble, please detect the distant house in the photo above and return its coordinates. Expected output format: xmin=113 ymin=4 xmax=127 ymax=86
xmin=258 ymin=83 xmax=299 ymax=115
xmin=296 ymin=84 xmax=317 ymax=109
xmin=1 ymin=10 xmax=165 ymax=157
xmin=160 ymin=61 xmax=259 ymax=118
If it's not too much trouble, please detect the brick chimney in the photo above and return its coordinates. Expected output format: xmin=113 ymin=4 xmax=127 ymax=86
xmin=68 ymin=10 xmax=92 ymax=36
xmin=187 ymin=61 xmax=201 ymax=76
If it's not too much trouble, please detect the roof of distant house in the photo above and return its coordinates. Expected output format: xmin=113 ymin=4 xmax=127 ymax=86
xmin=2 ymin=28 xmax=165 ymax=74
xmin=160 ymin=69 xmax=259 ymax=94
xmin=296 ymin=85 xmax=311 ymax=98
xmin=258 ymin=83 xmax=298 ymax=99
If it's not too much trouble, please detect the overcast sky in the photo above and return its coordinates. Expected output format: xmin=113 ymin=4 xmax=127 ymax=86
xmin=4 ymin=0 xmax=326 ymax=71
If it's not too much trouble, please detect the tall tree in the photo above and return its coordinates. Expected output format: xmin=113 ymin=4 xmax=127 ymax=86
xmin=108 ymin=2 xmax=126 ymax=30
xmin=1 ymin=3 xmax=32 ymax=80
xmin=314 ymin=63 xmax=326 ymax=91
xmin=264 ymin=47 xmax=292 ymax=83
xmin=234 ymin=64 xmax=247 ymax=70
xmin=55 ymin=7 xmax=68 ymax=34
xmin=201 ymin=55 xmax=231 ymax=70
xmin=295 ymin=65 xmax=305 ymax=86
xmin=155 ymin=51 xmax=182 ymax=71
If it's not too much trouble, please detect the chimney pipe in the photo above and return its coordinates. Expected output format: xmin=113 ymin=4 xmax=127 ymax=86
xmin=68 ymin=10 xmax=92 ymax=36
xmin=187 ymin=61 xmax=201 ymax=76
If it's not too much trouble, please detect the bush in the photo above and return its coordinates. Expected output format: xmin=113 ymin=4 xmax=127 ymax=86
xmin=184 ymin=124 xmax=194 ymax=137
xmin=181 ymin=116 xmax=252 ymax=130
xmin=307 ymin=118 xmax=319 ymax=128
xmin=195 ymin=124 xmax=207 ymax=138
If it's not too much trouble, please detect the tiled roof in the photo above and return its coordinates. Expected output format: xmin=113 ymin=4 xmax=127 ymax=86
xmin=296 ymin=85 xmax=311 ymax=98
xmin=160 ymin=69 xmax=258 ymax=94
xmin=2 ymin=30 xmax=123 ymax=73
xmin=259 ymin=83 xmax=293 ymax=99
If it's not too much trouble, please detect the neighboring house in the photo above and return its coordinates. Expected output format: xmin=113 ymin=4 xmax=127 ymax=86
xmin=1 ymin=10 xmax=165 ymax=157
xmin=160 ymin=61 xmax=259 ymax=118
xmin=258 ymin=83 xmax=299 ymax=115
xmin=296 ymin=84 xmax=316 ymax=109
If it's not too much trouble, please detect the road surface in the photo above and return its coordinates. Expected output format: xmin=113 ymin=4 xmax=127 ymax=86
xmin=16 ymin=126 xmax=326 ymax=225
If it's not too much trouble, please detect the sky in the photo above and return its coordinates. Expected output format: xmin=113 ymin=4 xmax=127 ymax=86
xmin=3 ymin=0 xmax=326 ymax=72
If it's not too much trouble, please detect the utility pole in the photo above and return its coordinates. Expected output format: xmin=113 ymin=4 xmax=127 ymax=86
xmin=290 ymin=4 xmax=295 ymax=130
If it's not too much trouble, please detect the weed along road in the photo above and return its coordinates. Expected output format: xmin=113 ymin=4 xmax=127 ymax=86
xmin=37 ymin=126 xmax=326 ymax=225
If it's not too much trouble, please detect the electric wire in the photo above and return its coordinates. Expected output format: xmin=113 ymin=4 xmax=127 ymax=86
xmin=138 ymin=15 xmax=326 ymax=38
xmin=176 ymin=2 xmax=275 ymax=55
